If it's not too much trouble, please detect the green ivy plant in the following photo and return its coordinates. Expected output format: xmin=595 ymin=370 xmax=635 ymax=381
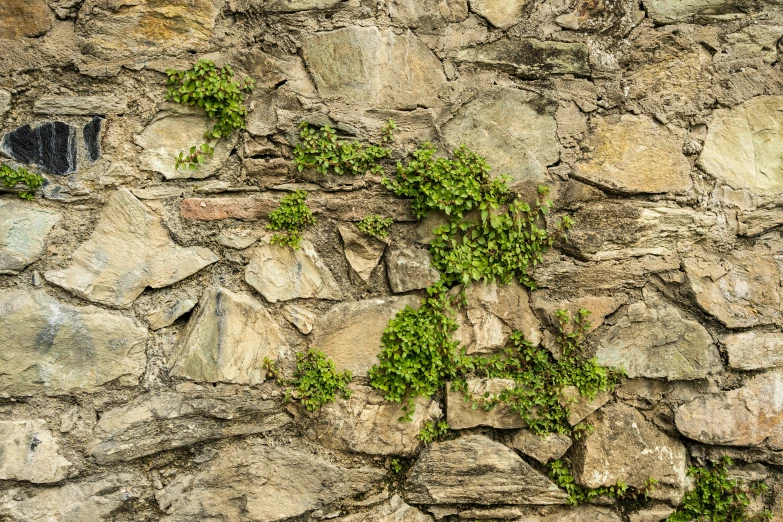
xmin=357 ymin=215 xmax=394 ymax=240
xmin=267 ymin=190 xmax=316 ymax=249
xmin=418 ymin=420 xmax=449 ymax=445
xmin=0 ymin=164 xmax=44 ymax=200
xmin=548 ymin=459 xmax=657 ymax=506
xmin=293 ymin=120 xmax=395 ymax=176
xmin=166 ymin=60 xmax=254 ymax=170
xmin=283 ymin=349 xmax=353 ymax=412
xmin=667 ymin=457 xmax=772 ymax=521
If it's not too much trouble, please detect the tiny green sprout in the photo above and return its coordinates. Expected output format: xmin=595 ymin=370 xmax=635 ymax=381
xmin=267 ymin=190 xmax=316 ymax=250
xmin=174 ymin=143 xmax=215 ymax=171
xmin=262 ymin=357 xmax=278 ymax=379
xmin=357 ymin=215 xmax=394 ymax=240
xmin=390 ymin=458 xmax=403 ymax=474
xmin=0 ymin=164 xmax=44 ymax=200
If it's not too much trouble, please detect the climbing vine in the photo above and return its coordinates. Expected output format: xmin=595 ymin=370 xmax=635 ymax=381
xmin=0 ymin=164 xmax=44 ymax=200
xmin=267 ymin=190 xmax=316 ymax=249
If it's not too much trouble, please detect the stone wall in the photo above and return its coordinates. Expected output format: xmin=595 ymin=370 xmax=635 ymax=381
xmin=1 ymin=0 xmax=783 ymax=520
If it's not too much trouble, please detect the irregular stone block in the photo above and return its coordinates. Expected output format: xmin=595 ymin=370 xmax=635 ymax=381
xmin=572 ymin=402 xmax=688 ymax=502
xmin=0 ymin=199 xmax=60 ymax=274
xmin=470 ymin=0 xmax=527 ymax=29
xmin=446 ymin=379 xmax=525 ymax=430
xmin=334 ymin=495 xmax=432 ymax=522
xmin=33 ymin=96 xmax=127 ymax=115
xmin=157 ymin=440 xmax=385 ymax=522
xmin=388 ymin=0 xmax=468 ymax=29
xmin=645 ymin=0 xmax=748 ymax=24
xmin=146 ymin=298 xmax=197 ymax=331
xmin=386 ymin=245 xmax=439 ymax=292
xmin=301 ymin=26 xmax=447 ymax=110
xmin=0 ymin=89 xmax=10 ymax=119
xmin=0 ymin=0 xmax=53 ymax=39
xmin=1 ymin=121 xmax=76 ymax=176
xmin=573 ymin=114 xmax=692 ymax=194
xmin=89 ymin=387 xmax=292 ymax=463
xmin=0 ymin=420 xmax=72 ymax=483
xmin=282 ymin=304 xmax=316 ymax=334
xmin=265 ymin=0 xmax=342 ymax=11
xmin=628 ymin=505 xmax=675 ymax=522
xmin=457 ymin=38 xmax=590 ymax=79
xmin=540 ymin=506 xmax=623 ymax=521
xmin=169 ymin=287 xmax=286 ymax=385
xmin=305 ymin=384 xmax=441 ymax=456
xmin=724 ymin=331 xmax=783 ymax=370
xmin=245 ymin=240 xmax=343 ymax=303
xmin=313 ymin=296 xmax=421 ymax=376
xmin=82 ymin=116 xmax=102 ymax=162
xmin=442 ymin=87 xmax=558 ymax=186
xmin=45 ymin=189 xmax=218 ymax=307
xmin=404 ymin=434 xmax=568 ymax=505
xmin=0 ymin=290 xmax=147 ymax=397
xmin=506 ymin=429 xmax=572 ymax=464
xmin=338 ymin=223 xmax=386 ymax=283
xmin=559 ymin=386 xmax=612 ymax=426
xmin=530 ymin=292 xmax=622 ymax=335
xmin=676 ymin=369 xmax=783 ymax=449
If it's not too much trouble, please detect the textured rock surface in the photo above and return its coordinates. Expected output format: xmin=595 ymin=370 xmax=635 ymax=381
xmin=389 ymin=0 xmax=468 ymax=29
xmin=470 ymin=0 xmax=527 ymax=29
xmin=457 ymin=38 xmax=590 ymax=79
xmin=724 ymin=331 xmax=783 ymax=370
xmin=0 ymin=0 xmax=52 ymax=39
xmin=0 ymin=420 xmax=72 ymax=483
xmin=0 ymin=290 xmax=147 ymax=396
xmin=386 ymin=245 xmax=439 ymax=292
xmin=169 ymin=287 xmax=286 ymax=385
xmin=45 ymin=189 xmax=218 ymax=307
xmin=0 ymin=199 xmax=60 ymax=274
xmin=405 ymin=435 xmax=568 ymax=505
xmin=282 ymin=304 xmax=316 ymax=334
xmin=338 ymin=223 xmax=386 ymax=282
xmin=33 ymin=96 xmax=127 ymax=116
xmin=334 ymin=495 xmax=432 ymax=522
xmin=645 ymin=0 xmax=749 ymax=24
xmin=447 ymin=379 xmax=526 ymax=429
xmin=506 ymin=429 xmax=573 ymax=464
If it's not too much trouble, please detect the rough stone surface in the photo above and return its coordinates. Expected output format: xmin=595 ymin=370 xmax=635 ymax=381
xmin=45 ymin=189 xmax=218 ymax=307
xmin=0 ymin=0 xmax=52 ymax=39
xmin=306 ymin=384 xmax=441 ymax=455
xmin=89 ymin=387 xmax=292 ymax=463
xmin=572 ymin=402 xmax=688 ymax=502
xmin=645 ymin=0 xmax=747 ymax=24
xmin=0 ymin=199 xmax=60 ymax=274
xmin=699 ymin=96 xmax=783 ymax=195
xmin=457 ymin=38 xmax=590 ymax=79
xmin=389 ymin=0 xmax=468 ymax=29
xmin=282 ymin=304 xmax=316 ymax=334
xmin=386 ymin=245 xmax=439 ymax=292
xmin=313 ymin=296 xmax=421 ymax=376
xmin=146 ymin=298 xmax=197 ymax=330
xmin=676 ymin=369 xmax=783 ymax=449
xmin=265 ymin=0 xmax=342 ymax=12
xmin=447 ymin=379 xmax=525 ymax=430
xmin=541 ymin=506 xmax=623 ymax=522
xmin=559 ymin=386 xmax=612 ymax=426
xmin=338 ymin=223 xmax=386 ymax=282
xmin=470 ymin=0 xmax=527 ymax=29
xmin=0 ymin=420 xmax=72 ymax=483
xmin=442 ymin=87 xmax=558 ymax=186
xmin=334 ymin=495 xmax=432 ymax=522
xmin=506 ymin=429 xmax=573 ymax=464
xmin=724 ymin=331 xmax=783 ymax=371
xmin=573 ymin=114 xmax=692 ymax=194
xmin=405 ymin=434 xmax=568 ymax=505
xmin=245 ymin=239 xmax=343 ymax=303
xmin=628 ymin=506 xmax=675 ymax=522
xmin=33 ymin=96 xmax=127 ymax=116
xmin=169 ymin=287 xmax=286 ymax=385
xmin=0 ymin=290 xmax=147 ymax=396
xmin=594 ymin=289 xmax=721 ymax=380
xmin=158 ymin=440 xmax=385 ymax=522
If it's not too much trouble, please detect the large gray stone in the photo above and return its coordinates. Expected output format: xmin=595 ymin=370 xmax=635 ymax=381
xmin=89 ymin=386 xmax=292 ymax=463
xmin=594 ymin=289 xmax=721 ymax=380
xmin=169 ymin=287 xmax=286 ymax=385
xmin=699 ymin=96 xmax=783 ymax=195
xmin=457 ymin=38 xmax=590 ymax=79
xmin=338 ymin=223 xmax=386 ymax=283
xmin=442 ymin=87 xmax=558 ymax=186
xmin=724 ymin=331 xmax=783 ymax=371
xmin=470 ymin=0 xmax=527 ymax=29
xmin=676 ymin=369 xmax=783 ymax=449
xmin=446 ymin=379 xmax=526 ymax=430
xmin=301 ymin=27 xmax=447 ymax=110
xmin=0 ymin=199 xmax=60 ymax=274
xmin=45 ymin=189 xmax=218 ymax=307
xmin=313 ymin=296 xmax=421 ymax=376
xmin=386 ymin=245 xmax=439 ymax=292
xmin=0 ymin=290 xmax=147 ymax=397
xmin=404 ymin=434 xmax=568 ymax=505
xmin=245 ymin=239 xmax=343 ymax=303
xmin=158 ymin=440 xmax=385 ymax=522
xmin=0 ymin=420 xmax=72 ymax=483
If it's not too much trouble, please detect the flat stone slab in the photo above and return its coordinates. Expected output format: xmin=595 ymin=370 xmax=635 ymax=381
xmin=0 ymin=199 xmax=60 ymax=274
xmin=0 ymin=420 xmax=72 ymax=483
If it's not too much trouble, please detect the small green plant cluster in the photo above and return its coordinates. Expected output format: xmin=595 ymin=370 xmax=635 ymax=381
xmin=0 ymin=164 xmax=44 ymax=200
xmin=667 ymin=457 xmax=772 ymax=522
xmin=267 ymin=190 xmax=316 ymax=249
xmin=283 ymin=349 xmax=353 ymax=412
xmin=382 ymin=143 xmax=572 ymax=288
xmin=262 ymin=357 xmax=278 ymax=379
xmin=357 ymin=215 xmax=394 ymax=240
xmin=166 ymin=60 xmax=254 ymax=170
xmin=548 ymin=459 xmax=657 ymax=506
xmin=293 ymin=121 xmax=395 ymax=176
xmin=390 ymin=458 xmax=403 ymax=474
xmin=418 ymin=420 xmax=449 ymax=444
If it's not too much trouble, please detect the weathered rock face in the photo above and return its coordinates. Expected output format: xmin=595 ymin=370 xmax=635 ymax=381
xmin=457 ymin=38 xmax=590 ymax=79
xmin=334 ymin=495 xmax=432 ymax=522
xmin=0 ymin=0 xmax=53 ymax=39
xmin=573 ymin=114 xmax=692 ymax=194
xmin=0 ymin=290 xmax=147 ymax=396
xmin=313 ymin=296 xmax=421 ymax=376
xmin=405 ymin=435 xmax=568 ymax=505
xmin=559 ymin=386 xmax=612 ymax=426
xmin=388 ymin=0 xmax=468 ymax=29
xmin=698 ymin=96 xmax=783 ymax=195
xmin=506 ymin=429 xmax=572 ymax=465
xmin=282 ymin=304 xmax=316 ymax=334
xmin=169 ymin=287 xmax=286 ymax=385
xmin=572 ymin=402 xmax=688 ymax=501
xmin=0 ymin=420 xmax=72 ymax=483
xmin=338 ymin=223 xmax=386 ymax=282
xmin=146 ymin=297 xmax=197 ymax=330
xmin=45 ymin=189 xmax=218 ymax=307
xmin=89 ymin=387 xmax=292 ymax=463
xmin=386 ymin=245 xmax=439 ymax=292
xmin=158 ymin=440 xmax=385 ymax=522
xmin=676 ymin=369 xmax=783 ymax=449
xmin=470 ymin=0 xmax=527 ymax=29
xmin=301 ymin=27 xmax=447 ymax=110
xmin=442 ymin=87 xmax=558 ymax=186
xmin=245 ymin=240 xmax=343 ymax=303
xmin=305 ymin=384 xmax=441 ymax=455
xmin=724 ymin=331 xmax=783 ymax=371
xmin=594 ymin=290 xmax=721 ymax=380
xmin=0 ymin=199 xmax=60 ymax=274
xmin=265 ymin=0 xmax=342 ymax=12
xmin=446 ymin=379 xmax=525 ymax=430
xmin=644 ymin=0 xmax=749 ymax=24
xmin=33 ymin=96 xmax=127 ymax=116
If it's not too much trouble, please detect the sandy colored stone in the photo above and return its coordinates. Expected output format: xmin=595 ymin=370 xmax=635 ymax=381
xmin=447 ymin=379 xmax=525 ymax=430
xmin=530 ymin=292 xmax=622 ymax=335
xmin=574 ymin=114 xmax=692 ymax=194
xmin=146 ymin=298 xmax=196 ymax=330
xmin=282 ymin=304 xmax=316 ymax=334
xmin=245 ymin=239 xmax=343 ymax=303
xmin=265 ymin=0 xmax=342 ymax=11
xmin=386 ymin=245 xmax=439 ymax=292
xmin=169 ymin=287 xmax=286 ymax=385
xmin=442 ymin=87 xmax=558 ymax=186
xmin=338 ymin=223 xmax=386 ymax=282
xmin=45 ymin=189 xmax=218 ymax=307
xmin=559 ymin=386 xmax=612 ymax=426
xmin=388 ymin=0 xmax=468 ymax=29
xmin=404 ymin=434 xmax=568 ymax=505
xmin=506 ymin=429 xmax=572 ymax=464
xmin=334 ymin=495 xmax=432 ymax=522
xmin=301 ymin=26 xmax=446 ymax=110
xmin=0 ymin=0 xmax=53 ymax=39
xmin=313 ymin=296 xmax=421 ymax=376
xmin=724 ymin=331 xmax=783 ymax=370
xmin=470 ymin=0 xmax=527 ymax=28
xmin=0 ymin=420 xmax=72 ymax=483
xmin=0 ymin=199 xmax=60 ymax=274
xmin=541 ymin=506 xmax=623 ymax=522
xmin=0 ymin=290 xmax=147 ymax=397
xmin=457 ymin=38 xmax=590 ymax=79
xmin=33 ymin=96 xmax=127 ymax=115
xmin=645 ymin=0 xmax=746 ymax=23
xmin=628 ymin=505 xmax=675 ymax=522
